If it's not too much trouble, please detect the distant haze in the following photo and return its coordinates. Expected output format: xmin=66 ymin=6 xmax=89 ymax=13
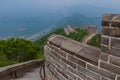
xmin=0 ymin=0 xmax=120 ymax=17
xmin=0 ymin=0 xmax=120 ymax=39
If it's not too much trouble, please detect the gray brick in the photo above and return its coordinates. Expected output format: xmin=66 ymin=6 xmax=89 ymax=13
xmin=110 ymin=47 xmax=120 ymax=57
xmin=59 ymin=61 xmax=67 ymax=71
xmin=48 ymin=35 xmax=68 ymax=47
xmin=102 ymin=27 xmax=120 ymax=37
xmin=61 ymin=57 xmax=76 ymax=68
xmin=100 ymin=61 xmax=120 ymax=75
xmin=57 ymin=74 xmax=66 ymax=80
xmin=101 ymin=77 xmax=110 ymax=80
xmin=68 ymin=66 xmax=86 ymax=80
xmin=101 ymin=45 xmax=109 ymax=54
xmin=117 ymin=76 xmax=120 ymax=80
xmin=102 ymin=14 xmax=117 ymax=21
xmin=77 ymin=66 xmax=100 ymax=80
xmin=77 ymin=78 xmax=82 ymax=80
xmin=102 ymin=14 xmax=120 ymax=28
xmin=102 ymin=27 xmax=111 ymax=36
xmin=47 ymin=62 xmax=57 ymax=77
xmin=67 ymin=71 xmax=76 ymax=80
xmin=100 ymin=53 xmax=108 ymax=61
xmin=110 ymin=56 xmax=120 ymax=67
xmin=102 ymin=21 xmax=110 ymax=26
xmin=101 ymin=36 xmax=109 ymax=45
xmin=68 ymin=54 xmax=86 ymax=68
xmin=48 ymin=44 xmax=66 ymax=57
xmin=48 ymin=46 xmax=60 ymax=59
xmin=68 ymin=77 xmax=74 ymax=80
xmin=76 ymin=46 xmax=100 ymax=66
xmin=45 ymin=46 xmax=59 ymax=61
xmin=87 ymin=64 xmax=116 ymax=79
xmin=56 ymin=68 xmax=68 ymax=79
xmin=111 ymin=22 xmax=120 ymax=28
xmin=86 ymin=77 xmax=94 ymax=80
xmin=111 ymin=38 xmax=120 ymax=48
xmin=46 ymin=57 xmax=56 ymax=69
xmin=110 ymin=28 xmax=120 ymax=37
xmin=61 ymin=39 xmax=82 ymax=54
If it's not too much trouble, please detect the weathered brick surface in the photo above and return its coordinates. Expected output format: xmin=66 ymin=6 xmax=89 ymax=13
xmin=102 ymin=27 xmax=111 ymax=36
xmin=87 ymin=64 xmax=116 ymax=79
xmin=102 ymin=27 xmax=120 ymax=37
xmin=110 ymin=47 xmax=120 ymax=57
xmin=117 ymin=76 xmax=120 ymax=80
xmin=61 ymin=56 xmax=76 ymax=69
xmin=111 ymin=38 xmax=120 ymax=48
xmin=100 ymin=61 xmax=120 ymax=75
xmin=0 ymin=60 xmax=44 ymax=80
xmin=44 ymin=14 xmax=120 ymax=80
xmin=110 ymin=56 xmax=120 ymax=67
xmin=68 ymin=54 xmax=86 ymax=68
xmin=48 ymin=35 xmax=68 ymax=47
xmin=101 ymin=45 xmax=109 ymax=54
xmin=86 ymin=77 xmax=94 ymax=80
xmin=68 ymin=66 xmax=86 ymax=80
xmin=44 ymin=35 xmax=101 ymax=80
xmin=100 ymin=53 xmax=109 ymax=61
xmin=56 ymin=68 xmax=68 ymax=79
xmin=111 ymin=22 xmax=120 ymax=28
xmin=102 ymin=14 xmax=117 ymax=22
xmin=76 ymin=46 xmax=100 ymax=66
xmin=101 ymin=36 xmax=109 ymax=45
xmin=102 ymin=21 xmax=110 ymax=27
xmin=110 ymin=28 xmax=120 ymax=37
xmin=66 ymin=70 xmax=76 ymax=80
xmin=77 ymin=66 xmax=100 ymax=80
xmin=101 ymin=77 xmax=110 ymax=80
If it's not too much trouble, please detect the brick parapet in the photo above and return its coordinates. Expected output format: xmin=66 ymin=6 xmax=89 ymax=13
xmin=44 ymin=14 xmax=120 ymax=80
xmin=0 ymin=60 xmax=44 ymax=80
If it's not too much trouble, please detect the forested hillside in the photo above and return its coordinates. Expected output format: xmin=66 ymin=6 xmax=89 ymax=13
xmin=87 ymin=34 xmax=101 ymax=48
xmin=0 ymin=38 xmax=39 ymax=67
xmin=0 ymin=27 xmax=100 ymax=67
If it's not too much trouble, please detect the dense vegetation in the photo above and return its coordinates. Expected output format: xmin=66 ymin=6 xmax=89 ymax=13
xmin=35 ymin=28 xmax=89 ymax=59
xmin=87 ymin=34 xmax=101 ymax=48
xmin=0 ymin=27 xmax=100 ymax=67
xmin=0 ymin=38 xmax=39 ymax=67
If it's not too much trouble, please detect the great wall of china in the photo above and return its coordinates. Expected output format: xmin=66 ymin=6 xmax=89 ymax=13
xmin=0 ymin=14 xmax=120 ymax=80
xmin=45 ymin=14 xmax=120 ymax=80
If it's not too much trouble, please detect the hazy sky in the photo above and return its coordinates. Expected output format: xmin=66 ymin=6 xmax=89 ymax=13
xmin=0 ymin=0 xmax=120 ymax=17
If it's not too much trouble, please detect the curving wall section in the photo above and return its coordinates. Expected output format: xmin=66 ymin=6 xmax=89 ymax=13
xmin=44 ymin=34 xmax=101 ymax=80
xmin=44 ymin=14 xmax=120 ymax=80
xmin=0 ymin=60 xmax=44 ymax=80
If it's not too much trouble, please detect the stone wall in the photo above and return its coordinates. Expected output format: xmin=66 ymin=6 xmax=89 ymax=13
xmin=101 ymin=14 xmax=120 ymax=80
xmin=0 ymin=60 xmax=44 ymax=80
xmin=44 ymin=14 xmax=120 ymax=80
xmin=44 ymin=34 xmax=101 ymax=80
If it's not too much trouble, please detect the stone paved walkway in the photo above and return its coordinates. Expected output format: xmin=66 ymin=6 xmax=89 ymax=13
xmin=15 ymin=68 xmax=42 ymax=80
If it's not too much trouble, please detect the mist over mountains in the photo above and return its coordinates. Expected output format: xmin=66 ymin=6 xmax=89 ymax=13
xmin=0 ymin=3 xmax=120 ymax=39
